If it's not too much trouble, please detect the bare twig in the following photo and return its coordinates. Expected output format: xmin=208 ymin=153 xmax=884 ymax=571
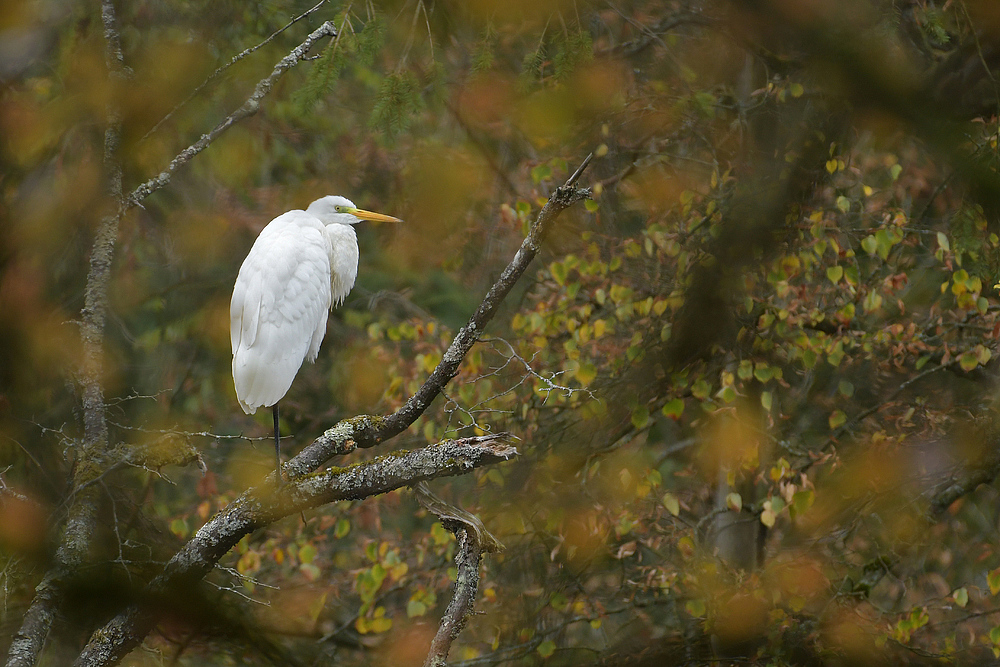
xmin=139 ymin=0 xmax=331 ymax=141
xmin=125 ymin=21 xmax=337 ymax=208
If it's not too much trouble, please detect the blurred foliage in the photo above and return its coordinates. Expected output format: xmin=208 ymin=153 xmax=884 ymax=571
xmin=7 ymin=0 xmax=1000 ymax=665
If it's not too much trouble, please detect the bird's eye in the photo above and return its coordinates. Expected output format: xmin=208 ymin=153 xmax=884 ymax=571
xmin=334 ymin=205 xmax=345 ymax=212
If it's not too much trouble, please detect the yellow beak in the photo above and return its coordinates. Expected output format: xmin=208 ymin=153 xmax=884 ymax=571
xmin=348 ymin=207 xmax=402 ymax=223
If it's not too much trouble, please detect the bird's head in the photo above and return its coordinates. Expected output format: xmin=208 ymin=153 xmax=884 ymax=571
xmin=306 ymin=195 xmax=402 ymax=226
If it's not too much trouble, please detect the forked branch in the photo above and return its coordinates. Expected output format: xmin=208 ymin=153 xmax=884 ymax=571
xmin=71 ymin=157 xmax=593 ymax=667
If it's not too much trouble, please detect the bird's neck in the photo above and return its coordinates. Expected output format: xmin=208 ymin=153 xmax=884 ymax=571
xmin=324 ymin=224 xmax=359 ymax=306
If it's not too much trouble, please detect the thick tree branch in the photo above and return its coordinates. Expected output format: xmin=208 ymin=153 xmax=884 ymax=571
xmin=8 ymin=17 xmax=340 ymax=667
xmin=415 ymin=482 xmax=499 ymax=667
xmin=287 ymin=155 xmax=593 ymax=476
xmin=424 ymin=528 xmax=485 ymax=667
xmin=71 ymin=154 xmax=591 ymax=666
xmin=72 ymin=435 xmax=517 ymax=667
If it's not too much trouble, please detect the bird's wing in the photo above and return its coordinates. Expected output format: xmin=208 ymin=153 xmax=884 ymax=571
xmin=231 ymin=215 xmax=332 ymax=413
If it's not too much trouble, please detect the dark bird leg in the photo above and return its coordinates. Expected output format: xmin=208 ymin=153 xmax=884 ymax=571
xmin=273 ymin=404 xmax=282 ymax=487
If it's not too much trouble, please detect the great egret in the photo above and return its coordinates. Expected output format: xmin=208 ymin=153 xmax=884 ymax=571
xmin=231 ymin=195 xmax=401 ymax=483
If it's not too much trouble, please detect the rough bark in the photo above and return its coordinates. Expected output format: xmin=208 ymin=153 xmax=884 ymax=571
xmin=71 ymin=158 xmax=592 ymax=666
xmin=72 ymin=436 xmax=517 ymax=667
xmin=4 ymin=16 xmax=340 ymax=667
xmin=415 ymin=482 xmax=500 ymax=667
xmin=286 ymin=155 xmax=594 ymax=476
xmin=5 ymin=4 xmax=127 ymax=666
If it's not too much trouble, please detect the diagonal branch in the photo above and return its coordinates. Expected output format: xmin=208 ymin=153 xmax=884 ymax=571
xmin=287 ymin=154 xmax=593 ymax=475
xmin=70 ymin=155 xmax=593 ymax=666
xmin=125 ymin=21 xmax=337 ymax=208
xmin=140 ymin=0 xmax=331 ymax=142
xmin=71 ymin=435 xmax=517 ymax=667
xmin=7 ymin=17 xmax=341 ymax=667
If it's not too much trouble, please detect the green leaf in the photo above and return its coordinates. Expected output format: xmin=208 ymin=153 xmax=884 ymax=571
xmin=662 ymin=398 xmax=684 ymax=420
xmin=826 ymin=265 xmax=843 ymax=283
xmin=631 ymin=406 xmax=650 ymax=430
xmin=368 ymin=613 xmax=392 ymax=633
xmin=685 ymin=599 xmax=706 ymax=617
xmin=889 ymin=163 xmax=903 ymax=180
xmin=959 ymin=351 xmax=979 ymax=372
xmin=335 ymin=518 xmax=351 ymax=538
xmin=863 ymin=290 xmax=883 ymax=313
xmin=827 ymin=342 xmax=845 ymax=367
xmin=978 ymin=345 xmax=993 ymax=365
xmin=431 ymin=522 xmax=453 ymax=546
xmin=953 ymin=587 xmax=969 ymax=608
xmin=407 ymin=599 xmax=427 ymax=617
xmin=937 ymin=231 xmax=950 ymax=252
xmin=537 ymin=640 xmax=557 ymax=658
xmin=691 ymin=379 xmax=711 ymax=400
xmin=550 ymin=261 xmax=567 ymax=285
xmin=838 ymin=380 xmax=854 ymax=397
xmin=716 ymin=385 xmax=737 ymax=403
xmin=829 ymin=410 xmax=847 ymax=429
xmin=835 ymin=195 xmax=850 ymax=213
xmin=790 ymin=489 xmax=815 ymax=518
xmin=760 ymin=390 xmax=773 ymax=412
xmin=753 ymin=364 xmax=774 ymax=383
xmin=169 ymin=518 xmax=189 ymax=539
xmin=875 ymin=229 xmax=894 ymax=260
xmin=861 ymin=235 xmax=878 ymax=255
xmin=990 ymin=568 xmax=1000 ymax=595
xmin=531 ymin=164 xmax=553 ymax=184
xmin=549 ymin=592 xmax=569 ymax=611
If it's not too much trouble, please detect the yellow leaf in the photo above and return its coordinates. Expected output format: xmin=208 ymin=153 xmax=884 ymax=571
xmin=662 ymin=492 xmax=680 ymax=516
xmin=988 ymin=567 xmax=1000 ymax=595
xmin=575 ymin=362 xmax=597 ymax=385
xmin=685 ymin=599 xmax=706 ymax=617
xmin=726 ymin=492 xmax=742 ymax=512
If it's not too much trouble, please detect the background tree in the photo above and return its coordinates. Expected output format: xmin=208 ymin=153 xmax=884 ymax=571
xmin=5 ymin=0 xmax=1000 ymax=665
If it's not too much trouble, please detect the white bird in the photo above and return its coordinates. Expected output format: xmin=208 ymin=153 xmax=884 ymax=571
xmin=231 ymin=195 xmax=401 ymax=483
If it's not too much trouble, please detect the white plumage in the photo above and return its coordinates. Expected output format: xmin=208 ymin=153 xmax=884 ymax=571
xmin=230 ymin=195 xmax=400 ymax=480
